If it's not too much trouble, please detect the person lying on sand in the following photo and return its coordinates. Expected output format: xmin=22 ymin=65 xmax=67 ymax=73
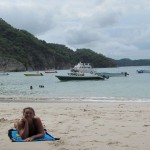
xmin=14 ymin=107 xmax=44 ymax=142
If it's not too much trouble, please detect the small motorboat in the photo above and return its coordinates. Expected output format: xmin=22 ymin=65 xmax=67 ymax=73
xmin=24 ymin=72 xmax=43 ymax=76
xmin=0 ymin=72 xmax=9 ymax=76
xmin=45 ymin=70 xmax=57 ymax=73
xmin=137 ymin=70 xmax=150 ymax=73
xmin=96 ymin=72 xmax=129 ymax=78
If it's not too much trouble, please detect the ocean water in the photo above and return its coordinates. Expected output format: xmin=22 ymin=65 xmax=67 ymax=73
xmin=0 ymin=66 xmax=150 ymax=102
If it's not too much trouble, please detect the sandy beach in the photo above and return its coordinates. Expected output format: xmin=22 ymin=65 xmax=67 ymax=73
xmin=0 ymin=100 xmax=150 ymax=150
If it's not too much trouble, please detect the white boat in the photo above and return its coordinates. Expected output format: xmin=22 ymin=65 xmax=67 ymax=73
xmin=96 ymin=72 xmax=129 ymax=78
xmin=0 ymin=72 xmax=9 ymax=76
xmin=137 ymin=70 xmax=150 ymax=73
xmin=24 ymin=71 xmax=43 ymax=76
xmin=45 ymin=69 xmax=57 ymax=73
xmin=71 ymin=62 xmax=129 ymax=78
xmin=71 ymin=62 xmax=95 ymax=73
xmin=55 ymin=72 xmax=105 ymax=81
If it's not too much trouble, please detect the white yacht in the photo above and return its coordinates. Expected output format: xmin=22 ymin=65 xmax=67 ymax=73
xmin=71 ymin=62 xmax=96 ymax=74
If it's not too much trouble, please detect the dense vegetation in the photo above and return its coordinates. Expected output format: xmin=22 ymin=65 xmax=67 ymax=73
xmin=74 ymin=49 xmax=116 ymax=68
xmin=116 ymin=58 xmax=150 ymax=66
xmin=0 ymin=18 xmax=149 ymax=71
xmin=0 ymin=18 xmax=116 ymax=71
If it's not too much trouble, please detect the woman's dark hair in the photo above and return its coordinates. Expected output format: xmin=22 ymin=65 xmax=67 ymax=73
xmin=23 ymin=107 xmax=35 ymax=115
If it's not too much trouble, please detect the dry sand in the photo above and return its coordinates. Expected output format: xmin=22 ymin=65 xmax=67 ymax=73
xmin=0 ymin=100 xmax=150 ymax=150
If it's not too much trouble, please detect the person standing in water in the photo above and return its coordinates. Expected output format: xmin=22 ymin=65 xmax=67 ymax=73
xmin=14 ymin=107 xmax=44 ymax=141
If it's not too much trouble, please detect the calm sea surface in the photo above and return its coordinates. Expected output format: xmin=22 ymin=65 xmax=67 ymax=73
xmin=0 ymin=66 xmax=150 ymax=102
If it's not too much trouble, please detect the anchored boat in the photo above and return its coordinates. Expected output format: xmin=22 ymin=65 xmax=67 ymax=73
xmin=0 ymin=72 xmax=9 ymax=76
xmin=55 ymin=72 xmax=105 ymax=81
xmin=24 ymin=71 xmax=43 ymax=76
xmin=71 ymin=62 xmax=129 ymax=78
xmin=45 ymin=69 xmax=57 ymax=73
xmin=96 ymin=72 xmax=129 ymax=78
xmin=71 ymin=62 xmax=94 ymax=73
xmin=137 ymin=70 xmax=150 ymax=73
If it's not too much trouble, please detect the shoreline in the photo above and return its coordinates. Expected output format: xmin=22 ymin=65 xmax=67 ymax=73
xmin=0 ymin=96 xmax=150 ymax=103
xmin=0 ymin=99 xmax=150 ymax=150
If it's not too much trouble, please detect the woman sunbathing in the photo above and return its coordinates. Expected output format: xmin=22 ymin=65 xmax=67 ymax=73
xmin=14 ymin=107 xmax=44 ymax=141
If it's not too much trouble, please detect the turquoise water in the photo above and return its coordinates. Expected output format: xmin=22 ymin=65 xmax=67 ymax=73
xmin=0 ymin=66 xmax=150 ymax=102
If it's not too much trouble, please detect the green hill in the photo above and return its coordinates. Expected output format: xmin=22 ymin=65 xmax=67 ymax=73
xmin=116 ymin=58 xmax=150 ymax=66
xmin=0 ymin=18 xmax=117 ymax=71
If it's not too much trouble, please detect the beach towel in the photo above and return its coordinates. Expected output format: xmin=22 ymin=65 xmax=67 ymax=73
xmin=8 ymin=129 xmax=60 ymax=142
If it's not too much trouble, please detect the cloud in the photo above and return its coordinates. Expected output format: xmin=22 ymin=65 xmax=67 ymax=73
xmin=0 ymin=0 xmax=150 ymax=59
xmin=0 ymin=0 xmax=59 ymax=34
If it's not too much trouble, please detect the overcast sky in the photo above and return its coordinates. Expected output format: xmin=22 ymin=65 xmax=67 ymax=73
xmin=1 ymin=0 xmax=150 ymax=60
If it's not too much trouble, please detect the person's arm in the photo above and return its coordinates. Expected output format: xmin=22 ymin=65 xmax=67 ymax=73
xmin=24 ymin=117 xmax=44 ymax=142
xmin=17 ymin=118 xmax=29 ymax=139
